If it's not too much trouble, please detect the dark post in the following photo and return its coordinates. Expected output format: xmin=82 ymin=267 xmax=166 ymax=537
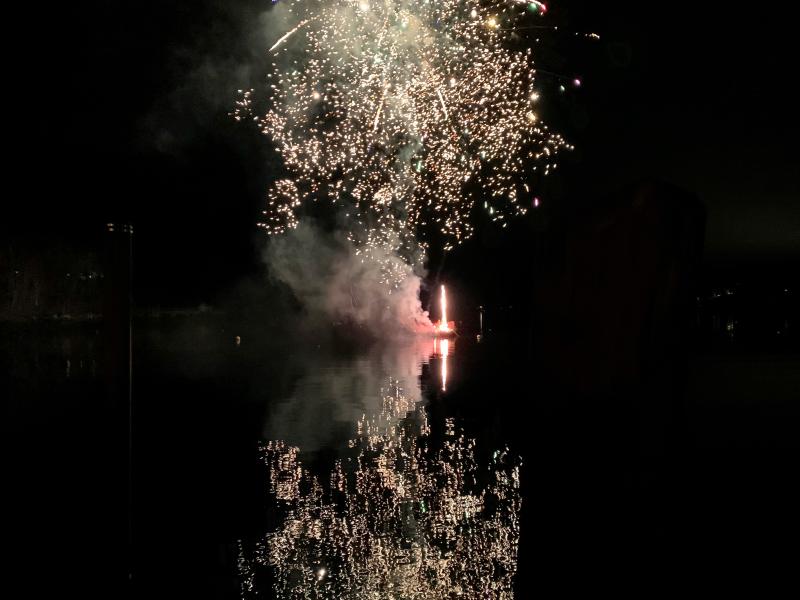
xmin=102 ymin=222 xmax=133 ymax=593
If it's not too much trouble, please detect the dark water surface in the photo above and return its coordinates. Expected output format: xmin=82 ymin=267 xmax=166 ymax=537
xmin=6 ymin=319 xmax=799 ymax=597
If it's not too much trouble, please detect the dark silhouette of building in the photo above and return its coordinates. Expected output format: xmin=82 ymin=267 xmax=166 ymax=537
xmin=534 ymin=180 xmax=705 ymax=449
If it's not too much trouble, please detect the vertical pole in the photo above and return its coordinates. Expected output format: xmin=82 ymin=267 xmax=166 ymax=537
xmin=103 ymin=223 xmax=133 ymax=594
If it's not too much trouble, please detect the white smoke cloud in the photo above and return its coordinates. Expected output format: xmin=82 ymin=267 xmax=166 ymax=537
xmin=265 ymin=222 xmax=433 ymax=336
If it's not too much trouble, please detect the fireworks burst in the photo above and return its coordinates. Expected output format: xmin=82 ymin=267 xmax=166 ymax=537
xmin=235 ymin=0 xmax=574 ymax=283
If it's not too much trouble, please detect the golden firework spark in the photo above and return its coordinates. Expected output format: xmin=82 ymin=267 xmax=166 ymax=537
xmin=235 ymin=0 xmax=572 ymax=283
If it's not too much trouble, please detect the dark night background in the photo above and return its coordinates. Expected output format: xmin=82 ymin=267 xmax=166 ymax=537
xmin=6 ymin=0 xmax=798 ymax=302
xmin=4 ymin=1 xmax=799 ymax=598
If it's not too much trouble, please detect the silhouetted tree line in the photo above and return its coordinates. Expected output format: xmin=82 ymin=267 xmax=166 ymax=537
xmin=1 ymin=240 xmax=103 ymax=320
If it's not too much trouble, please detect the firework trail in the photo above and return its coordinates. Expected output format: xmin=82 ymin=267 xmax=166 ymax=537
xmin=235 ymin=0 xmax=572 ymax=289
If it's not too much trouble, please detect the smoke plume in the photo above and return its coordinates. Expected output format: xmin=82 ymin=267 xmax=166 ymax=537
xmin=265 ymin=222 xmax=433 ymax=336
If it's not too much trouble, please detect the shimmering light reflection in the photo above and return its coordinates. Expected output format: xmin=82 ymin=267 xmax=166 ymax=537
xmin=263 ymin=340 xmax=436 ymax=452
xmin=441 ymin=338 xmax=450 ymax=391
xmin=239 ymin=375 xmax=522 ymax=598
xmin=432 ymin=336 xmax=453 ymax=392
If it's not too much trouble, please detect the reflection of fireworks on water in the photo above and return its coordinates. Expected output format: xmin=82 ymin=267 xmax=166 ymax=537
xmin=238 ymin=379 xmax=522 ymax=598
xmin=234 ymin=0 xmax=574 ymax=283
xmin=432 ymin=336 xmax=452 ymax=392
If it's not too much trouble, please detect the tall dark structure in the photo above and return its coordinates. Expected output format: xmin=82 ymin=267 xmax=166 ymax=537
xmin=522 ymin=180 xmax=706 ymax=581
xmin=534 ymin=180 xmax=705 ymax=447
xmin=102 ymin=223 xmax=133 ymax=593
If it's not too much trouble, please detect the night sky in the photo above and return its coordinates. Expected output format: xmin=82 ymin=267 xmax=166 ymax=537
xmin=8 ymin=1 xmax=799 ymax=304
